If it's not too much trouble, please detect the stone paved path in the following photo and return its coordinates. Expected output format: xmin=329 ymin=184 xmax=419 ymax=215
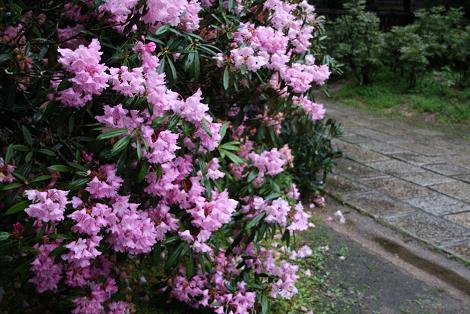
xmin=324 ymin=101 xmax=470 ymax=262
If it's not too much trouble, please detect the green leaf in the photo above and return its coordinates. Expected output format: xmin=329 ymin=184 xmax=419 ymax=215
xmin=0 ymin=232 xmax=11 ymax=241
xmin=12 ymin=144 xmax=29 ymax=152
xmin=260 ymin=293 xmax=270 ymax=314
xmin=247 ymin=170 xmax=258 ymax=183
xmin=220 ymin=141 xmax=240 ymax=151
xmin=152 ymin=113 xmax=171 ymax=127
xmin=49 ymin=245 xmax=67 ymax=257
xmin=155 ymin=24 xmax=171 ymax=36
xmin=5 ymin=144 xmax=14 ymax=163
xmin=185 ymin=251 xmax=195 ymax=279
xmin=0 ymin=182 xmax=22 ymax=191
xmin=221 ymin=150 xmax=245 ymax=165
xmin=246 ymin=213 xmax=266 ymax=230
xmin=57 ymin=79 xmax=72 ymax=91
xmin=25 ymin=151 xmax=33 ymax=163
xmin=223 ymin=67 xmax=229 ymax=90
xmin=168 ymin=115 xmax=180 ymax=130
xmin=219 ymin=122 xmax=228 ymax=141
xmin=30 ymin=175 xmax=52 ymax=183
xmin=21 ymin=126 xmax=32 ymax=147
xmin=0 ymin=53 xmax=11 ymax=64
xmin=193 ymin=50 xmax=200 ymax=79
xmin=48 ymin=165 xmax=72 ymax=172
xmin=111 ymin=136 xmax=131 ymax=155
xmin=5 ymin=200 xmax=30 ymax=215
xmin=48 ymin=234 xmax=72 ymax=240
xmin=136 ymin=139 xmax=142 ymax=160
xmin=68 ymin=177 xmax=90 ymax=191
xmin=201 ymin=120 xmax=212 ymax=137
xmin=96 ymin=128 xmax=128 ymax=140
xmin=38 ymin=149 xmax=56 ymax=157
xmin=166 ymin=57 xmax=177 ymax=82
xmin=165 ymin=242 xmax=185 ymax=271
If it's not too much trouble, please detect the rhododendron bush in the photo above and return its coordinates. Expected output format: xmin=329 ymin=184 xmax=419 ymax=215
xmin=0 ymin=0 xmax=337 ymax=312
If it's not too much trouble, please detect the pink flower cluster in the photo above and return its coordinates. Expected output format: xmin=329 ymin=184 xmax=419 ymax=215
xmin=293 ymin=95 xmax=326 ymax=121
xmin=100 ymin=0 xmax=202 ymax=32
xmin=25 ymin=189 xmax=69 ymax=223
xmin=57 ymin=39 xmax=109 ymax=107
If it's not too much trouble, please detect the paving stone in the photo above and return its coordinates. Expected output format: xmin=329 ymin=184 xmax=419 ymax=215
xmin=411 ymin=128 xmax=445 ymax=137
xmin=385 ymin=211 xmax=470 ymax=245
xmin=344 ymin=190 xmax=417 ymax=218
xmin=430 ymin=181 xmax=470 ymax=203
xmin=332 ymin=139 xmax=389 ymax=163
xmin=453 ymin=174 xmax=470 ymax=184
xmin=400 ymin=171 xmax=456 ymax=186
xmin=445 ymin=212 xmax=470 ymax=229
xmin=423 ymin=163 xmax=470 ymax=176
xmin=363 ymin=177 xmax=432 ymax=199
xmin=340 ymin=133 xmax=370 ymax=144
xmin=388 ymin=152 xmax=445 ymax=166
xmin=352 ymin=127 xmax=399 ymax=143
xmin=403 ymin=193 xmax=469 ymax=216
xmin=397 ymin=142 xmax=452 ymax=156
xmin=358 ymin=140 xmax=408 ymax=155
xmin=365 ymin=159 xmax=425 ymax=176
xmin=333 ymin=158 xmax=387 ymax=180
xmin=325 ymin=175 xmax=372 ymax=194
xmin=443 ymin=241 xmax=470 ymax=261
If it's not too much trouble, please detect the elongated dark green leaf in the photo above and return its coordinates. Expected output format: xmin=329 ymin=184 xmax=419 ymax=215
xmin=30 ymin=175 xmax=52 ymax=183
xmin=155 ymin=24 xmax=171 ymax=36
xmin=68 ymin=177 xmax=90 ymax=191
xmin=21 ymin=126 xmax=32 ymax=147
xmin=12 ymin=144 xmax=29 ymax=152
xmin=219 ymin=122 xmax=228 ymax=141
xmin=111 ymin=136 xmax=131 ymax=155
xmin=246 ymin=213 xmax=266 ymax=230
xmin=0 ymin=182 xmax=22 ymax=191
xmin=49 ymin=245 xmax=67 ymax=257
xmin=5 ymin=144 xmax=14 ymax=163
xmin=247 ymin=170 xmax=258 ymax=183
xmin=5 ymin=200 xmax=30 ymax=215
xmin=136 ymin=139 xmax=142 ymax=160
xmin=201 ymin=121 xmax=212 ymax=137
xmin=96 ymin=128 xmax=128 ymax=140
xmin=0 ymin=232 xmax=10 ymax=241
xmin=166 ymin=57 xmax=177 ymax=82
xmin=221 ymin=150 xmax=245 ymax=165
xmin=223 ymin=66 xmax=229 ymax=90
xmin=193 ymin=51 xmax=200 ymax=79
xmin=38 ymin=148 xmax=56 ymax=157
xmin=48 ymin=165 xmax=72 ymax=172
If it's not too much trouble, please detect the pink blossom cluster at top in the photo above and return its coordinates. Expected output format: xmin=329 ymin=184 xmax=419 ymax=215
xmin=100 ymin=0 xmax=202 ymax=32
xmin=57 ymin=39 xmax=110 ymax=107
xmin=216 ymin=0 xmax=331 ymax=95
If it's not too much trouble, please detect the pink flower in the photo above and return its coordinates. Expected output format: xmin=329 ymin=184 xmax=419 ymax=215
xmin=108 ymin=201 xmax=158 ymax=254
xmin=107 ymin=301 xmax=130 ymax=314
xmin=86 ymin=164 xmax=123 ymax=199
xmin=292 ymin=96 xmax=326 ymax=121
xmin=207 ymin=158 xmax=225 ymax=180
xmin=25 ymin=189 xmax=69 ymax=223
xmin=30 ymin=243 xmax=63 ymax=293
xmin=57 ymin=39 xmax=110 ymax=108
xmin=62 ymin=236 xmax=102 ymax=268
xmin=0 ymin=159 xmax=15 ymax=183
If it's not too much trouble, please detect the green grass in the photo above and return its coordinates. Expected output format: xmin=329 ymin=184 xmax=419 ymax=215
xmin=333 ymin=71 xmax=470 ymax=124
